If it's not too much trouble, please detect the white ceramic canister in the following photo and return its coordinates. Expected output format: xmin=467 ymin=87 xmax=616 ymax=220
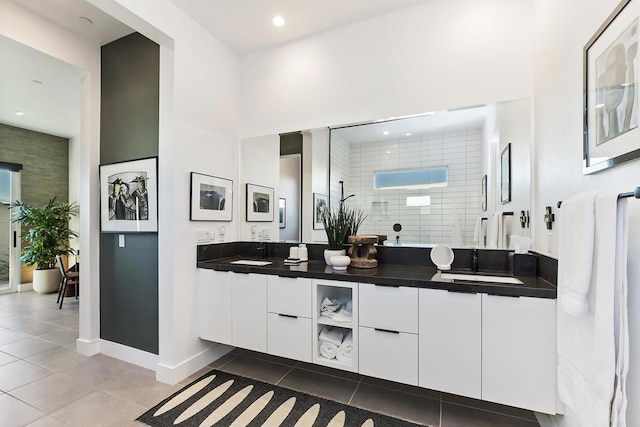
xmin=298 ymin=243 xmax=308 ymax=261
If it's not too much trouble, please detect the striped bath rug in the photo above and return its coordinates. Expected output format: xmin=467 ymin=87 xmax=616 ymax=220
xmin=137 ymin=369 xmax=427 ymax=426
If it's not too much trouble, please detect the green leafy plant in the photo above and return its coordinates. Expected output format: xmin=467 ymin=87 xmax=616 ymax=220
xmin=322 ymin=202 xmax=368 ymax=249
xmin=11 ymin=198 xmax=78 ymax=270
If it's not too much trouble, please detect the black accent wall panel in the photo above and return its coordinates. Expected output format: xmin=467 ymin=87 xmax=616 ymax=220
xmin=100 ymin=33 xmax=159 ymax=354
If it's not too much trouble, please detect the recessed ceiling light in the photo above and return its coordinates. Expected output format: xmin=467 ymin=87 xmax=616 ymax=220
xmin=383 ymin=131 xmax=389 ymax=135
xmin=405 ymin=133 xmax=412 ymax=136
xmin=386 ymin=151 xmax=392 ymax=154
xmin=272 ymin=15 xmax=285 ymax=27
xmin=15 ymin=111 xmax=25 ymax=116
xmin=78 ymin=16 xmax=93 ymax=25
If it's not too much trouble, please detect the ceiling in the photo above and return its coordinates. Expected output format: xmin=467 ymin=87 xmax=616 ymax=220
xmin=331 ymin=106 xmax=489 ymax=145
xmin=167 ymin=0 xmax=432 ymax=54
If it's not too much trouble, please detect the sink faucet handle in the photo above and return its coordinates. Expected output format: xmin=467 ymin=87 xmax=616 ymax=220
xmin=471 ymin=247 xmax=479 ymax=272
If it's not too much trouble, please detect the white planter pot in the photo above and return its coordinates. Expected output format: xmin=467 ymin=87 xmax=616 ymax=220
xmin=324 ymin=249 xmax=346 ymax=265
xmin=32 ymin=269 xmax=61 ymax=294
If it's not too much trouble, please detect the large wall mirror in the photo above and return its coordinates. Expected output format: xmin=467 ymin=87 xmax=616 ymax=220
xmin=328 ymin=98 xmax=531 ymax=248
xmin=241 ymin=98 xmax=531 ymax=248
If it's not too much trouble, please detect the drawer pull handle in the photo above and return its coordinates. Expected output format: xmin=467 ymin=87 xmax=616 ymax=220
xmin=374 ymin=284 xmax=400 ymax=288
xmin=486 ymin=293 xmax=520 ymax=298
xmin=374 ymin=328 xmax=400 ymax=334
xmin=278 ymin=314 xmax=298 ymax=319
xmin=447 ymin=289 xmax=478 ymax=295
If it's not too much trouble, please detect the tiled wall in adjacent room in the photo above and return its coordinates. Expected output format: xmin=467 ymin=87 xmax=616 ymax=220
xmin=343 ymin=129 xmax=482 ymax=246
xmin=329 ymin=132 xmax=350 ymax=210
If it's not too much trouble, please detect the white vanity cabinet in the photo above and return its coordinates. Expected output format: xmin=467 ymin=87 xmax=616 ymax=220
xmin=359 ymin=283 xmax=419 ymax=386
xmin=418 ymin=288 xmax=481 ymax=399
xmin=481 ymin=294 xmax=557 ymax=413
xmin=231 ymin=273 xmax=267 ymax=352
xmin=197 ymin=269 xmax=233 ymax=345
xmin=267 ymin=276 xmax=312 ymax=362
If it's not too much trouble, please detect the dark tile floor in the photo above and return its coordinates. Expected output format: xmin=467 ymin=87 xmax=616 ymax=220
xmin=204 ymin=348 xmax=540 ymax=427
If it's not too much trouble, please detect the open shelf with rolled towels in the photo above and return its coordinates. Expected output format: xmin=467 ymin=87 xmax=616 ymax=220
xmin=312 ymin=279 xmax=359 ymax=373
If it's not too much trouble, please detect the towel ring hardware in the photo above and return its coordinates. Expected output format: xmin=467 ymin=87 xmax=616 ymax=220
xmin=557 ymin=186 xmax=640 ymax=208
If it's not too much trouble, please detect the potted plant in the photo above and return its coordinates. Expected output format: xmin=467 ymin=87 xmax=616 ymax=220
xmin=321 ymin=203 xmax=367 ymax=265
xmin=11 ymin=198 xmax=78 ymax=294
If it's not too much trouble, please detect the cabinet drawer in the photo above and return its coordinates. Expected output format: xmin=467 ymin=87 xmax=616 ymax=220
xmin=267 ymin=276 xmax=312 ymax=318
xmin=358 ymin=326 xmax=418 ymax=386
xmin=359 ymin=283 xmax=418 ymax=333
xmin=267 ymin=313 xmax=312 ymax=362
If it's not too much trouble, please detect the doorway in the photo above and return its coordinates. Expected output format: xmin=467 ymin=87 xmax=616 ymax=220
xmin=0 ymin=165 xmax=21 ymax=294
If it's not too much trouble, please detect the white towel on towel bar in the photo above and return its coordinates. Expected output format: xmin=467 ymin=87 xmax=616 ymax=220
xmin=557 ymin=190 xmax=629 ymax=427
xmin=487 ymin=211 xmax=504 ymax=249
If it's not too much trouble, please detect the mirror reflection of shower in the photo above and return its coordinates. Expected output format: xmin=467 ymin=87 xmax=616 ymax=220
xmin=393 ymin=223 xmax=402 ymax=245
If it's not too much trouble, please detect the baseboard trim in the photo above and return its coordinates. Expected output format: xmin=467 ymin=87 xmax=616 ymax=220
xmin=18 ymin=283 xmax=33 ymax=292
xmin=99 ymin=339 xmax=159 ymax=371
xmin=76 ymin=338 xmax=100 ymax=356
xmin=155 ymin=343 xmax=234 ymax=385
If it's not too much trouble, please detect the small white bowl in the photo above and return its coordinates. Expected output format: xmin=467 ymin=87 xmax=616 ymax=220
xmin=330 ymin=255 xmax=351 ymax=270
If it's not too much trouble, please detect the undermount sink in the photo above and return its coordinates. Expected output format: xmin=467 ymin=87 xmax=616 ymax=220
xmin=440 ymin=272 xmax=523 ymax=285
xmin=229 ymin=260 xmax=273 ymax=266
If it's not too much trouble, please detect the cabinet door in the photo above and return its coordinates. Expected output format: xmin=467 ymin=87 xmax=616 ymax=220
xmin=267 ymin=313 xmax=312 ymax=362
xmin=359 ymin=283 xmax=418 ymax=333
xmin=419 ymin=288 xmax=481 ymax=399
xmin=197 ymin=270 xmax=232 ymax=345
xmin=232 ymin=273 xmax=267 ymax=352
xmin=482 ymin=294 xmax=556 ymax=414
xmin=359 ymin=326 xmax=418 ymax=386
xmin=267 ymin=276 xmax=312 ymax=318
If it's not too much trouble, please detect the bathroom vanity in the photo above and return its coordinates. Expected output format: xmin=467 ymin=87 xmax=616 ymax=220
xmin=196 ymin=247 xmax=558 ymax=415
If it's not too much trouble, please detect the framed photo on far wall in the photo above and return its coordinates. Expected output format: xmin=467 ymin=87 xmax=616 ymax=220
xmin=313 ymin=193 xmax=328 ymax=229
xmin=279 ymin=198 xmax=286 ymax=229
xmin=100 ymin=157 xmax=158 ymax=233
xmin=190 ymin=172 xmax=233 ymax=221
xmin=246 ymin=183 xmax=274 ymax=222
xmin=584 ymin=0 xmax=640 ymax=174
xmin=501 ymin=143 xmax=511 ymax=204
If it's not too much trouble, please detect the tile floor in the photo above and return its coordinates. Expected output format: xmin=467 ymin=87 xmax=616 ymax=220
xmin=0 ymin=291 xmax=541 ymax=426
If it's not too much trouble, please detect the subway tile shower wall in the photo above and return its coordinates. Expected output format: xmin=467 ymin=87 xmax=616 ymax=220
xmin=332 ymin=129 xmax=482 ymax=246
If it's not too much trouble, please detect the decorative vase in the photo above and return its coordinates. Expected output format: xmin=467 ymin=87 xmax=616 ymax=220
xmin=32 ymin=268 xmax=62 ymax=294
xmin=324 ymin=249 xmax=346 ymax=265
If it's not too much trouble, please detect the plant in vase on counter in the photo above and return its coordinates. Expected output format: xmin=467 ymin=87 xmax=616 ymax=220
xmin=321 ymin=203 xmax=367 ymax=266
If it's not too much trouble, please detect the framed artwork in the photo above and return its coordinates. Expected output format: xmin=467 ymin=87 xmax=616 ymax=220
xmin=100 ymin=157 xmax=158 ymax=233
xmin=279 ymin=198 xmax=286 ymax=229
xmin=190 ymin=172 xmax=233 ymax=221
xmin=481 ymin=174 xmax=488 ymax=211
xmin=313 ymin=193 xmax=328 ymax=229
xmin=584 ymin=0 xmax=640 ymax=174
xmin=500 ymin=144 xmax=511 ymax=204
xmin=246 ymin=183 xmax=274 ymax=222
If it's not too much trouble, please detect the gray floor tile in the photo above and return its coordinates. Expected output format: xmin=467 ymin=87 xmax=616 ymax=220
xmin=278 ymin=367 xmax=359 ymax=404
xmin=206 ymin=352 xmax=238 ymax=369
xmin=0 ymin=393 xmax=47 ymax=426
xmin=10 ymin=373 xmax=95 ymax=413
xmin=0 ymin=337 xmax=60 ymax=358
xmin=25 ymin=415 xmax=69 ymax=427
xmin=0 ymin=328 xmax=30 ymax=345
xmin=442 ymin=393 xmax=537 ymax=421
xmin=350 ymin=382 xmax=441 ymax=426
xmin=0 ymin=360 xmax=54 ymax=392
xmin=101 ymin=369 xmax=182 ymax=409
xmin=239 ymin=349 xmax=298 ymax=367
xmin=51 ymin=390 xmax=146 ymax=427
xmin=441 ymin=402 xmax=539 ymax=427
xmin=25 ymin=346 xmax=90 ymax=372
xmin=294 ymin=360 xmax=362 ymax=382
xmin=217 ymin=355 xmax=293 ymax=384
xmin=361 ymin=374 xmax=441 ymax=400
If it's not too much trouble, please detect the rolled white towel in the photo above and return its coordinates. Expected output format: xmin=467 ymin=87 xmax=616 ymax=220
xmin=336 ymin=331 xmax=353 ymax=363
xmin=319 ymin=341 xmax=338 ymax=359
xmin=319 ymin=327 xmax=344 ymax=347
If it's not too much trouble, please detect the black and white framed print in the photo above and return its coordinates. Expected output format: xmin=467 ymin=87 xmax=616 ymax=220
xmin=279 ymin=198 xmax=286 ymax=228
xmin=190 ymin=172 xmax=233 ymax=221
xmin=584 ymin=0 xmax=640 ymax=173
xmin=313 ymin=193 xmax=328 ymax=229
xmin=246 ymin=183 xmax=274 ymax=222
xmin=100 ymin=157 xmax=158 ymax=233
xmin=500 ymin=143 xmax=511 ymax=204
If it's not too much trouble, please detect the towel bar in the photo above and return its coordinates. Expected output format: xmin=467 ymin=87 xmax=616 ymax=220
xmin=557 ymin=186 xmax=640 ymax=208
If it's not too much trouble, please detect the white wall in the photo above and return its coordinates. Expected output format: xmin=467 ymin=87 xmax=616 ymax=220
xmin=240 ymin=0 xmax=533 ymax=139
xmin=240 ymin=135 xmax=279 ymax=242
xmin=0 ymin=0 xmax=102 ymax=357
xmin=89 ymin=0 xmax=240 ymax=383
xmin=279 ymin=154 xmax=300 ymax=242
xmin=533 ymin=0 xmax=640 ymax=425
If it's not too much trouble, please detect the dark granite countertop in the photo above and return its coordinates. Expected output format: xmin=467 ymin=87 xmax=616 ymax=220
xmin=197 ymin=256 xmax=557 ymax=299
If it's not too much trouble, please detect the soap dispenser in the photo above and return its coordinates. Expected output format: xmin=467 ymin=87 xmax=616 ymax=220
xmin=298 ymin=243 xmax=308 ymax=261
